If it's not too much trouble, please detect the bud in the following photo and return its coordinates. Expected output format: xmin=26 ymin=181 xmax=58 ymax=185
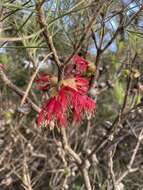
xmin=27 ymin=143 xmax=33 ymax=152
xmin=87 ymin=63 xmax=96 ymax=73
xmin=26 ymin=129 xmax=31 ymax=134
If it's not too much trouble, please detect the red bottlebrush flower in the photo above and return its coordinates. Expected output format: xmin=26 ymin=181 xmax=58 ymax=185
xmin=36 ymin=55 xmax=96 ymax=128
xmin=58 ymin=87 xmax=69 ymax=111
xmin=65 ymin=55 xmax=89 ymax=76
xmin=73 ymin=55 xmax=89 ymax=73
xmin=35 ymin=74 xmax=49 ymax=91
xmin=37 ymin=97 xmax=67 ymax=127
xmin=59 ymin=86 xmax=96 ymax=122
xmin=70 ymin=89 xmax=96 ymax=122
xmin=37 ymin=85 xmax=96 ymax=127
xmin=75 ymin=76 xmax=89 ymax=94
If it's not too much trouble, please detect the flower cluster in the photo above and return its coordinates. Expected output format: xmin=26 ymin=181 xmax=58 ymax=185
xmin=36 ymin=55 xmax=96 ymax=127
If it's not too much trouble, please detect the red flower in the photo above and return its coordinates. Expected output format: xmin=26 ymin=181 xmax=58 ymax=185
xmin=37 ymin=85 xmax=96 ymax=127
xmin=35 ymin=74 xmax=49 ymax=91
xmin=65 ymin=55 xmax=89 ymax=76
xmin=37 ymin=97 xmax=67 ymax=127
xmin=36 ymin=55 xmax=96 ymax=128
xmin=75 ymin=76 xmax=89 ymax=94
xmin=58 ymin=87 xmax=69 ymax=111
xmin=68 ymin=87 xmax=96 ymax=122
xmin=73 ymin=55 xmax=89 ymax=74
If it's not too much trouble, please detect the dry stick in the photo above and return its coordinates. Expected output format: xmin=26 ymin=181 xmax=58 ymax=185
xmin=22 ymin=157 xmax=33 ymax=190
xmin=0 ymin=69 xmax=40 ymax=113
xmin=0 ymin=6 xmax=4 ymax=34
xmin=20 ymin=136 xmax=33 ymax=190
xmin=98 ymin=15 xmax=105 ymax=50
xmin=108 ymin=150 xmax=117 ymax=190
xmin=60 ymin=127 xmax=92 ymax=190
xmin=20 ymin=52 xmax=52 ymax=107
xmin=116 ymin=128 xmax=143 ymax=185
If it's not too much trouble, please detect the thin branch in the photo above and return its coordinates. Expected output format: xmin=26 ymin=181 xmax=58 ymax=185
xmin=20 ymin=52 xmax=52 ymax=107
xmin=108 ymin=150 xmax=118 ymax=190
xmin=36 ymin=1 xmax=62 ymax=69
xmin=0 ymin=69 xmax=40 ymax=113
xmin=116 ymin=128 xmax=143 ymax=184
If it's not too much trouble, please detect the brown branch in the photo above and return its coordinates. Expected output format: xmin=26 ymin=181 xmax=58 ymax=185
xmin=20 ymin=52 xmax=52 ymax=107
xmin=36 ymin=1 xmax=62 ymax=69
xmin=108 ymin=150 xmax=118 ymax=190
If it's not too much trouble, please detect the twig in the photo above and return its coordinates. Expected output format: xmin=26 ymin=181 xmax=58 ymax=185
xmin=36 ymin=1 xmax=62 ymax=69
xmin=0 ymin=69 xmax=40 ymax=113
xmin=20 ymin=52 xmax=52 ymax=107
xmin=116 ymin=128 xmax=143 ymax=184
xmin=108 ymin=149 xmax=118 ymax=190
